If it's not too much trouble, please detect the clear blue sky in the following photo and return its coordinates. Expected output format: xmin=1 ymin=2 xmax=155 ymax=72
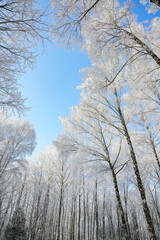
xmin=20 ymin=0 xmax=159 ymax=158
xmin=20 ymin=42 xmax=90 ymax=157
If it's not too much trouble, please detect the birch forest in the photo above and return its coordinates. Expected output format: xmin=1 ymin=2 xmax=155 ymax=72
xmin=0 ymin=0 xmax=160 ymax=240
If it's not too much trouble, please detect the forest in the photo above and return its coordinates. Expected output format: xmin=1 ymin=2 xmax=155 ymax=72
xmin=0 ymin=0 xmax=160 ymax=240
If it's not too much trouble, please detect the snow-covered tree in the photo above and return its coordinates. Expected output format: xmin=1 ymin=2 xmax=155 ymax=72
xmin=0 ymin=0 xmax=52 ymax=113
xmin=0 ymin=113 xmax=36 ymax=179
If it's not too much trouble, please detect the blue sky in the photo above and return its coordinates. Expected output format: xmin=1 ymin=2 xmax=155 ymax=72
xmin=20 ymin=0 xmax=159 ymax=158
xmin=20 ymin=42 xmax=90 ymax=157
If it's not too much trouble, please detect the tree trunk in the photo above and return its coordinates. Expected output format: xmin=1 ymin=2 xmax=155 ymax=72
xmin=109 ymin=162 xmax=130 ymax=240
xmin=115 ymin=90 xmax=157 ymax=240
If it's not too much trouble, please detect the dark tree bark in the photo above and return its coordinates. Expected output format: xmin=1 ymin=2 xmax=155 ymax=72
xmin=150 ymin=0 xmax=160 ymax=7
xmin=115 ymin=90 xmax=157 ymax=240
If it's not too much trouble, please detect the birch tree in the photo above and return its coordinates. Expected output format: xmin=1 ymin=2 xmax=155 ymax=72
xmin=0 ymin=0 xmax=52 ymax=113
